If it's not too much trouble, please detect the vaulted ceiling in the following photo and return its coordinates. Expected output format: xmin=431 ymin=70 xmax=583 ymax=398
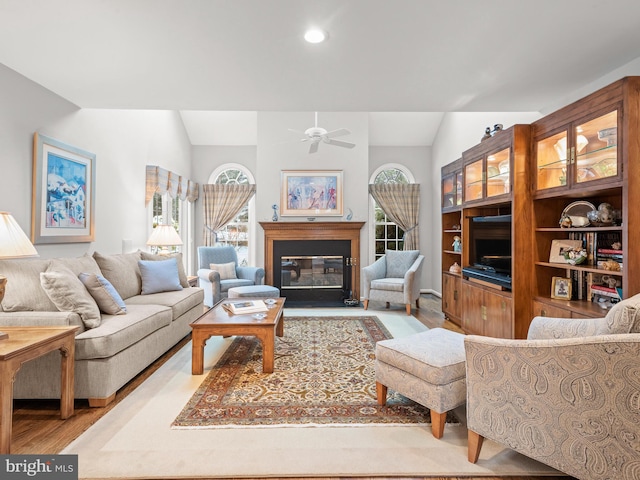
xmin=1 ymin=0 xmax=640 ymax=145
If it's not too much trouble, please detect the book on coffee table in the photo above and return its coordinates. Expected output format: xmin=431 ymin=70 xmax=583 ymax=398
xmin=222 ymin=300 xmax=268 ymax=315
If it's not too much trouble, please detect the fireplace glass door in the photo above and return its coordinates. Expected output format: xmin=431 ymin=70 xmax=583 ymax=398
xmin=281 ymin=255 xmax=344 ymax=289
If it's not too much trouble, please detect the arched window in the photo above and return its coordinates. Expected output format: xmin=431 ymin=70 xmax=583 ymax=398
xmin=208 ymin=164 xmax=255 ymax=266
xmin=369 ymin=164 xmax=415 ymax=261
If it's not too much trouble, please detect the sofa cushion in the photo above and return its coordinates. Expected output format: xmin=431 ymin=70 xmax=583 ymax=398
xmin=126 ymin=287 xmax=204 ymax=319
xmin=139 ymin=258 xmax=183 ymax=295
xmin=93 ymin=251 xmax=142 ymax=300
xmin=371 ymin=277 xmax=405 ymax=292
xmin=385 ymin=250 xmax=419 ymax=278
xmin=0 ymin=258 xmax=56 ymax=312
xmin=74 ymin=303 xmax=172 ymax=359
xmin=79 ymin=273 xmax=127 ymax=315
xmin=40 ymin=264 xmax=102 ymax=329
xmin=51 ymin=255 xmax=102 ymax=276
xmin=140 ymin=251 xmax=189 ymax=288
xmin=209 ymin=261 xmax=237 ymax=280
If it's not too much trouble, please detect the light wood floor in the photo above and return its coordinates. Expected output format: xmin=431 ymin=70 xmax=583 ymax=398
xmin=10 ymin=294 xmax=570 ymax=480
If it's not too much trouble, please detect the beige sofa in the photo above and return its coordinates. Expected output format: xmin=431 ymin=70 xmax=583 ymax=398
xmin=0 ymin=251 xmax=204 ymax=406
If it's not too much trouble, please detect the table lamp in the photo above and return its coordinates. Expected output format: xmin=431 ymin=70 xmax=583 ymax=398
xmin=146 ymin=224 xmax=183 ymax=255
xmin=0 ymin=212 xmax=39 ymax=340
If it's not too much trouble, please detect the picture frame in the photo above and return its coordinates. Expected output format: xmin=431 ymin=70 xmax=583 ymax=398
xmin=551 ymin=276 xmax=572 ymax=300
xmin=280 ymin=170 xmax=343 ymax=217
xmin=32 ymin=133 xmax=96 ymax=244
xmin=549 ymin=239 xmax=582 ymax=263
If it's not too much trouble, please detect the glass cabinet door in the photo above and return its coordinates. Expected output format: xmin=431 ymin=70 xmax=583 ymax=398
xmin=536 ymin=131 xmax=568 ymax=190
xmin=574 ymin=110 xmax=617 ymax=184
xmin=464 ymin=159 xmax=483 ymax=202
xmin=442 ymin=172 xmax=456 ymax=209
xmin=486 ymin=147 xmax=510 ymax=198
xmin=455 ymin=171 xmax=463 ymax=207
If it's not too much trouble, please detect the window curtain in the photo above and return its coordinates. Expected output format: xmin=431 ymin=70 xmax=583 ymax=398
xmin=202 ymin=183 xmax=256 ymax=246
xmin=145 ymin=165 xmax=199 ymax=205
xmin=369 ymin=183 xmax=420 ymax=251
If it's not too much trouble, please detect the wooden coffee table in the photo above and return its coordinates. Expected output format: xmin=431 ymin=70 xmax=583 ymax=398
xmin=190 ymin=297 xmax=286 ymax=375
xmin=0 ymin=325 xmax=79 ymax=454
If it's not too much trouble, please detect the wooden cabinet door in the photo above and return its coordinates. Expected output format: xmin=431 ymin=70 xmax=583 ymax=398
xmin=462 ymin=282 xmax=484 ymax=335
xmin=532 ymin=300 xmax=571 ymax=318
xmin=484 ymin=290 xmax=512 ymax=338
xmin=442 ymin=273 xmax=461 ymax=322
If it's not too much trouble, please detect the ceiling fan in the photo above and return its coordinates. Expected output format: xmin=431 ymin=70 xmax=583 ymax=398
xmin=289 ymin=112 xmax=356 ymax=154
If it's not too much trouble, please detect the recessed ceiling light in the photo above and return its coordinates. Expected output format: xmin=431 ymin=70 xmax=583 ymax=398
xmin=304 ymin=29 xmax=328 ymax=44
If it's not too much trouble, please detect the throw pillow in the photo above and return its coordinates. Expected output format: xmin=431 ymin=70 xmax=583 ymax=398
xmin=40 ymin=265 xmax=101 ymax=329
xmin=93 ymin=251 xmax=142 ymax=300
xmin=79 ymin=273 xmax=127 ymax=315
xmin=601 ymin=292 xmax=640 ymax=334
xmin=138 ymin=258 xmax=183 ymax=295
xmin=385 ymin=249 xmax=420 ymax=278
xmin=0 ymin=258 xmax=57 ymax=312
xmin=139 ymin=251 xmax=189 ymax=288
xmin=209 ymin=262 xmax=237 ymax=280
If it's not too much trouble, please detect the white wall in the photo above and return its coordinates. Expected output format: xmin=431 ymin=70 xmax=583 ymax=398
xmin=0 ymin=64 xmax=192 ymax=259
xmin=429 ymin=112 xmax=542 ymax=294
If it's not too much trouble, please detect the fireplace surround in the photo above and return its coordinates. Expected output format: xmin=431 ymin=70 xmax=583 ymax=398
xmin=260 ymin=222 xmax=365 ymax=306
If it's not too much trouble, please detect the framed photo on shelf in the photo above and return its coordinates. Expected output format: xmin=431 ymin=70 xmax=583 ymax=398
xmin=551 ymin=276 xmax=572 ymax=300
xmin=549 ymin=239 xmax=583 ymax=263
xmin=32 ymin=133 xmax=96 ymax=244
xmin=280 ymin=170 xmax=343 ymax=217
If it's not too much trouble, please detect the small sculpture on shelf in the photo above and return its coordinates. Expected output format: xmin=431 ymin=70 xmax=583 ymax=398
xmin=452 ymin=236 xmax=462 ymax=252
xmin=449 ymin=262 xmax=461 ymax=274
xmin=559 ymin=213 xmax=572 ymax=228
xmin=271 ymin=204 xmax=278 ymax=222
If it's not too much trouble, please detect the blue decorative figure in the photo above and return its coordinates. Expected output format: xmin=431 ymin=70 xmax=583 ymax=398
xmin=272 ymin=204 xmax=279 ymax=222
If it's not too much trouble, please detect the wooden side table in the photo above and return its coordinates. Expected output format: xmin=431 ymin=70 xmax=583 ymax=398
xmin=0 ymin=325 xmax=79 ymax=454
xmin=187 ymin=275 xmax=198 ymax=288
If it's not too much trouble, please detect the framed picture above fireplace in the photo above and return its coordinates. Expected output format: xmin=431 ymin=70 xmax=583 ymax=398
xmin=281 ymin=170 xmax=343 ymax=217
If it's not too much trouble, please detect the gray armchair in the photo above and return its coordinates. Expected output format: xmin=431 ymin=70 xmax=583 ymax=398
xmin=465 ymin=293 xmax=640 ymax=480
xmin=362 ymin=250 xmax=424 ymax=315
xmin=197 ymin=246 xmax=265 ymax=307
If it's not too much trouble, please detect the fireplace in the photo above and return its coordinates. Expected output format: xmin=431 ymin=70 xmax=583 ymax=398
xmin=260 ymin=222 xmax=365 ymax=306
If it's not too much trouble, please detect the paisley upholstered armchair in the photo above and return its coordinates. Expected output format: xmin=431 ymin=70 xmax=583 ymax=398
xmin=464 ymin=293 xmax=640 ymax=480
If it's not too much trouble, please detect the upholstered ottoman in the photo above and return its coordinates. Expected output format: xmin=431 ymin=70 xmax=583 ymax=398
xmin=228 ymin=285 xmax=280 ymax=299
xmin=375 ymin=327 xmax=466 ymax=439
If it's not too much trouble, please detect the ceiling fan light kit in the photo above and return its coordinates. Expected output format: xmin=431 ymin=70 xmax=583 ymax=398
xmin=289 ymin=112 xmax=356 ymax=154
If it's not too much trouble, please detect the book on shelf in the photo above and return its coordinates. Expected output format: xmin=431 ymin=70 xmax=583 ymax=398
xmin=597 ymin=248 xmax=623 ymax=255
xmin=222 ymin=300 xmax=268 ymax=315
xmin=589 ymin=284 xmax=622 ymax=299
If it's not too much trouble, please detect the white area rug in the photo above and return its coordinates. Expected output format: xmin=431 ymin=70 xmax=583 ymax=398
xmin=62 ymin=308 xmax=562 ymax=479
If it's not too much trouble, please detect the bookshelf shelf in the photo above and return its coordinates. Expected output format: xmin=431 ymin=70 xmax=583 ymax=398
xmin=534 ymin=261 xmax=623 ymax=276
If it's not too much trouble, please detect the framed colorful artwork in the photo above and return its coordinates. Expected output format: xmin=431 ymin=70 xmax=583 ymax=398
xmin=31 ymin=133 xmax=96 ymax=244
xmin=280 ymin=170 xmax=343 ymax=217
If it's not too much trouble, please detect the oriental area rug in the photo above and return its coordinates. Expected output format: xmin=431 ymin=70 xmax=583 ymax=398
xmin=172 ymin=315 xmax=444 ymax=428
xmin=61 ymin=308 xmax=562 ymax=479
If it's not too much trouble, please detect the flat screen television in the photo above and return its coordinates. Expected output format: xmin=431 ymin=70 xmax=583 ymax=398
xmin=462 ymin=214 xmax=512 ymax=289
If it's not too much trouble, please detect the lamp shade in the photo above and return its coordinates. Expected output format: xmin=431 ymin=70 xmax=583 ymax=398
xmin=147 ymin=224 xmax=183 ymax=247
xmin=0 ymin=212 xmax=38 ymax=259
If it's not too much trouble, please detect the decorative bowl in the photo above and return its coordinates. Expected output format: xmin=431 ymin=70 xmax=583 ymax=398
xmin=564 ymin=248 xmax=587 ymax=265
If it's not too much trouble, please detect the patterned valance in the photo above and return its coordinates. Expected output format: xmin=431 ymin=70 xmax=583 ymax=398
xmin=145 ymin=165 xmax=199 ymax=205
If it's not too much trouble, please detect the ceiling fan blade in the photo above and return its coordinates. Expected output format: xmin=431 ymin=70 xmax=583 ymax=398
xmin=324 ymin=138 xmax=355 ymax=149
xmin=324 ymin=128 xmax=351 ymax=139
xmin=309 ymin=141 xmax=319 ymax=154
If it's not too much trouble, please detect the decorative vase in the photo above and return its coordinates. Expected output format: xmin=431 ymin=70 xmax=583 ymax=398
xmin=271 ymin=204 xmax=278 ymax=222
